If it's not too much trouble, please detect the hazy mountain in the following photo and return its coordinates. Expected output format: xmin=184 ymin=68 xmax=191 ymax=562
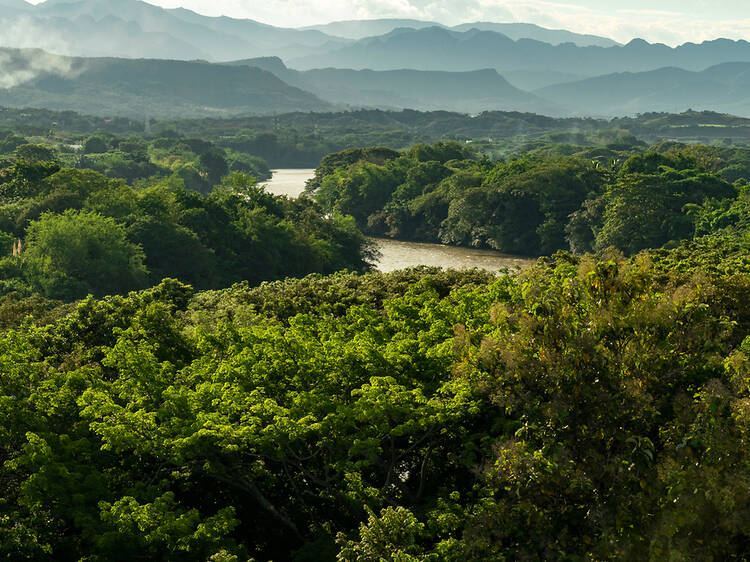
xmin=0 ymin=13 xmax=211 ymax=59
xmin=500 ymin=70 xmax=587 ymax=90
xmin=701 ymin=61 xmax=750 ymax=89
xmin=0 ymin=0 xmax=350 ymax=61
xmin=5 ymin=1 xmax=750 ymax=119
xmin=449 ymin=22 xmax=619 ymax=47
xmin=0 ymin=2 xmax=622 ymax=65
xmin=229 ymin=57 xmax=561 ymax=114
xmin=303 ymin=19 xmax=617 ymax=47
xmin=231 ymin=57 xmax=302 ymax=85
xmin=34 ymin=0 xmax=257 ymax=60
xmin=536 ymin=63 xmax=750 ymax=116
xmin=165 ymin=7 xmax=350 ymax=59
xmin=302 ymin=19 xmax=443 ymax=39
xmin=288 ymin=27 xmax=750 ymax=76
xmin=0 ymin=48 xmax=330 ymax=118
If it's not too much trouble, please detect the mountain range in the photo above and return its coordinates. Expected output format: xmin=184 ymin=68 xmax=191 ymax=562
xmin=302 ymin=19 xmax=619 ymax=47
xmin=5 ymin=45 xmax=750 ymax=120
xmin=0 ymin=48 xmax=329 ymax=118
xmin=2 ymin=0 xmax=750 ymax=119
xmin=0 ymin=0 xmax=343 ymax=61
xmin=288 ymin=27 xmax=750 ymax=76
xmin=0 ymin=0 xmax=617 ymax=62
xmin=538 ymin=62 xmax=750 ymax=117
xmin=227 ymin=57 xmax=560 ymax=114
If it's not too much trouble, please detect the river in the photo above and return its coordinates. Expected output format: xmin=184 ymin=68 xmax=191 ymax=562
xmin=263 ymin=169 xmax=535 ymax=273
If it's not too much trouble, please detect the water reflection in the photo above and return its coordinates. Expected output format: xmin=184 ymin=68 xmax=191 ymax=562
xmin=371 ymin=237 xmax=532 ymax=273
xmin=263 ymin=169 xmax=313 ymax=198
xmin=264 ymin=170 xmax=535 ymax=273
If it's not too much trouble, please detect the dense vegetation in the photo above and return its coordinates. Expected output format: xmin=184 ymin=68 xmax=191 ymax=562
xmin=310 ymin=140 xmax=750 ymax=257
xmin=0 ymin=105 xmax=749 ymax=559
xmin=165 ymin=110 xmax=750 ymax=167
xmin=0 ymin=142 xmax=369 ymax=302
xmin=1 ymin=228 xmax=749 ymax=559
xmin=0 ymin=129 xmax=271 ymax=189
xmin=5 ymin=106 xmax=750 ymax=169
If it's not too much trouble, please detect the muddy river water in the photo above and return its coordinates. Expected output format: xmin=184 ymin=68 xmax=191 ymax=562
xmin=264 ymin=169 xmax=535 ymax=273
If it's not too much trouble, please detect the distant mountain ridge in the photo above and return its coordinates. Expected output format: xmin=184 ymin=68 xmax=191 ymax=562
xmin=288 ymin=27 xmax=750 ymax=76
xmin=0 ymin=47 xmax=330 ymax=118
xmin=301 ymin=19 xmax=441 ymax=40
xmin=4 ymin=0 xmax=750 ymax=119
xmin=449 ymin=22 xmax=619 ymax=47
xmin=8 ymin=45 xmax=750 ymax=120
xmin=537 ymin=62 xmax=750 ymax=116
xmin=0 ymin=0 xmax=625 ymax=65
xmin=228 ymin=57 xmax=561 ymax=114
xmin=302 ymin=19 xmax=618 ymax=47
xmin=0 ymin=0 xmax=347 ymax=61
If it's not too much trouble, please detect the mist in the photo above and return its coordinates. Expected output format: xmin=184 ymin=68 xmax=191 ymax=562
xmin=0 ymin=45 xmax=79 ymax=90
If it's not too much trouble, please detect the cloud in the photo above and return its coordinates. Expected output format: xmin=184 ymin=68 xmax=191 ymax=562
xmin=0 ymin=49 xmax=79 ymax=89
xmin=0 ymin=17 xmax=82 ymax=89
xmin=0 ymin=14 xmax=76 ymax=54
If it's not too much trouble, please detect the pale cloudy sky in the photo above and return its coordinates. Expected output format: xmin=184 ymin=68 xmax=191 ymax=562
xmin=27 ymin=0 xmax=750 ymax=45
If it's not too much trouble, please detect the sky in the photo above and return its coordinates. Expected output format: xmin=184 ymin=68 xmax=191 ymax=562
xmin=26 ymin=0 xmax=750 ymax=45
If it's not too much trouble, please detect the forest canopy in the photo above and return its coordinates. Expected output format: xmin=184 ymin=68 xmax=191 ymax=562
xmin=0 ymin=148 xmax=371 ymax=301
xmin=309 ymin=141 xmax=748 ymax=257
xmin=1 ymin=233 xmax=749 ymax=559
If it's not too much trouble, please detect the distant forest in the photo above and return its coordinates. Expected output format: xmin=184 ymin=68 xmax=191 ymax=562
xmin=5 ymin=106 xmax=750 ymax=167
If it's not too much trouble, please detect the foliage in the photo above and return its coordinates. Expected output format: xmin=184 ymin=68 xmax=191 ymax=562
xmin=15 ymin=143 xmax=57 ymax=163
xmin=0 ymin=165 xmax=372 ymax=300
xmin=0 ymin=108 xmax=750 ymax=560
xmin=0 ymin=237 xmax=748 ymax=559
xmin=311 ymin=143 xmax=746 ymax=257
xmin=22 ymin=210 xmax=148 ymax=300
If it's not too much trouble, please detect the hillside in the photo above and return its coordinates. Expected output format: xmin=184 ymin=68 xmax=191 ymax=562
xmin=301 ymin=19 xmax=441 ymax=39
xmin=450 ymin=22 xmax=619 ymax=47
xmin=0 ymin=0 xmax=349 ymax=61
xmin=537 ymin=63 xmax=750 ymax=116
xmin=288 ymin=27 xmax=750 ymax=75
xmin=303 ymin=19 xmax=618 ymax=47
xmin=500 ymin=69 xmax=587 ymax=90
xmin=230 ymin=57 xmax=559 ymax=114
xmin=0 ymin=48 xmax=330 ymax=118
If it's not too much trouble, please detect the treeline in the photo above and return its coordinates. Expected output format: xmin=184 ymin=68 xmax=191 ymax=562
xmin=6 ymin=106 xmax=750 ymax=169
xmin=310 ymin=141 xmax=750 ymax=256
xmin=0 ymin=132 xmax=271 ymax=190
xmin=1 ymin=225 xmax=749 ymax=559
xmin=0 ymin=148 xmax=369 ymax=302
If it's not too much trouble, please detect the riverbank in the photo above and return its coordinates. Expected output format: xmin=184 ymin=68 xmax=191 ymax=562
xmin=264 ymin=169 xmax=535 ymax=273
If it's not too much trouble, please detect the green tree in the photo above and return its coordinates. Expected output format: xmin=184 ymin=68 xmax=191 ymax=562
xmin=22 ymin=210 xmax=148 ymax=299
xmin=337 ymin=507 xmax=433 ymax=561
xmin=199 ymin=148 xmax=229 ymax=186
xmin=596 ymin=164 xmax=734 ymax=254
xmin=15 ymin=143 xmax=56 ymax=162
xmin=83 ymin=136 xmax=110 ymax=154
